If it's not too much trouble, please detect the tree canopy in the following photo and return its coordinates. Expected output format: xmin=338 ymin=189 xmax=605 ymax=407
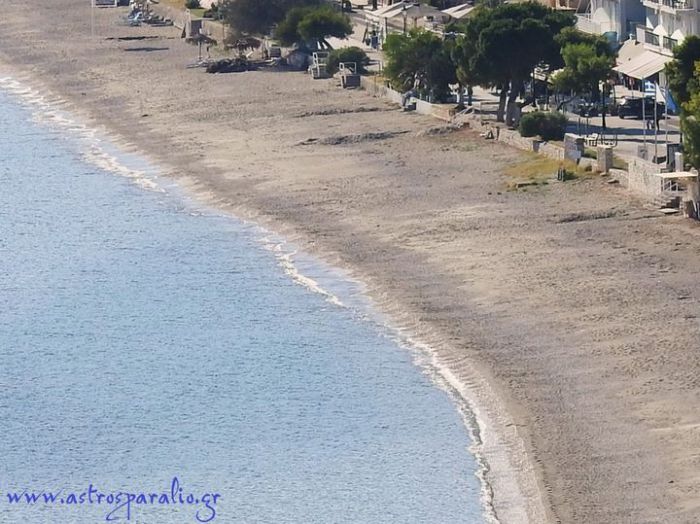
xmin=219 ymin=0 xmax=320 ymax=37
xmin=383 ymin=29 xmax=457 ymax=102
xmin=667 ymin=37 xmax=700 ymax=168
xmin=276 ymin=5 xmax=352 ymax=48
xmin=681 ymin=78 xmax=700 ymax=169
xmin=554 ymin=27 xmax=615 ymax=63
xmin=552 ymin=41 xmax=614 ymax=99
xmin=451 ymin=2 xmax=575 ymax=122
xmin=666 ymin=35 xmax=700 ymax=106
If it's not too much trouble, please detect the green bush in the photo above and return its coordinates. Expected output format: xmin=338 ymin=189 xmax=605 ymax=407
xmin=203 ymin=2 xmax=219 ymax=18
xmin=519 ymin=111 xmax=567 ymax=141
xmin=326 ymin=47 xmax=369 ymax=75
xmin=185 ymin=0 xmax=201 ymax=9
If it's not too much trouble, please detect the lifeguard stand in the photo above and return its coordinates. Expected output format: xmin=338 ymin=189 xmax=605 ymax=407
xmin=310 ymin=52 xmax=330 ymax=79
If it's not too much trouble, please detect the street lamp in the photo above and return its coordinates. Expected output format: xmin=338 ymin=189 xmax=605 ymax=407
xmin=402 ymin=7 xmax=408 ymax=34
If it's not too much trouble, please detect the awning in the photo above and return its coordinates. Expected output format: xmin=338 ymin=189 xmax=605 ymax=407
xmin=366 ymin=1 xmax=408 ymax=21
xmin=613 ymin=50 xmax=671 ymax=80
xmin=655 ymin=171 xmax=698 ymax=179
xmin=616 ymin=38 xmax=645 ymax=64
xmin=442 ymin=3 xmax=476 ymax=19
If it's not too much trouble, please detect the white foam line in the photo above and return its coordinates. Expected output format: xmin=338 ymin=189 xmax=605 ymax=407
xmin=253 ymin=225 xmax=521 ymax=524
xmin=0 ymin=76 xmax=163 ymax=193
xmin=260 ymin=238 xmax=345 ymax=308
xmin=249 ymin=224 xmax=542 ymax=524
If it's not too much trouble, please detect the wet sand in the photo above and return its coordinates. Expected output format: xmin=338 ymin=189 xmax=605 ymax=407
xmin=1 ymin=1 xmax=700 ymax=522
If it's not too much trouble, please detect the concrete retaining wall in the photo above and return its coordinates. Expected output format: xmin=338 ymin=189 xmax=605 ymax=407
xmin=360 ymin=77 xmax=456 ymax=121
xmin=627 ymin=157 xmax=664 ymax=196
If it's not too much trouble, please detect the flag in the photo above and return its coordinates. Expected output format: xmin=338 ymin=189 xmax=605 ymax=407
xmin=644 ymin=80 xmax=656 ymax=98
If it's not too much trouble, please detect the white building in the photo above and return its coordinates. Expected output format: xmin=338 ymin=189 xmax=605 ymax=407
xmin=577 ymin=0 xmax=646 ymax=41
xmin=636 ymin=0 xmax=699 ymax=56
xmin=613 ymin=0 xmax=700 ymax=84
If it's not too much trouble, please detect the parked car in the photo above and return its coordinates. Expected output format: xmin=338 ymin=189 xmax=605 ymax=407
xmin=617 ymin=97 xmax=666 ymax=119
xmin=576 ymin=102 xmax=599 ymax=118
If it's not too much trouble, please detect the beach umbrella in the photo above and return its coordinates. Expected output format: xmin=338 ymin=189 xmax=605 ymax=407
xmin=186 ymin=33 xmax=218 ymax=62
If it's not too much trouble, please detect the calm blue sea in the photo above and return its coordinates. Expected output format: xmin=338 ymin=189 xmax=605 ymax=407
xmin=0 ymin=86 xmax=487 ymax=524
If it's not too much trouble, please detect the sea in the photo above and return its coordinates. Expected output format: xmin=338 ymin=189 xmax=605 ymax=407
xmin=0 ymin=80 xmax=490 ymax=524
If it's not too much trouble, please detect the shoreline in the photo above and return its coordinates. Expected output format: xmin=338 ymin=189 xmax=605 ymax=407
xmin=0 ymin=58 xmax=544 ymax=524
xmin=3 ymin=2 xmax=700 ymax=522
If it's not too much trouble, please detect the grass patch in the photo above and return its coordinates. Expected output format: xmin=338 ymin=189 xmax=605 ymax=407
xmin=158 ymin=0 xmax=205 ymax=17
xmin=504 ymin=153 xmax=589 ymax=190
xmin=584 ymin=148 xmax=628 ymax=170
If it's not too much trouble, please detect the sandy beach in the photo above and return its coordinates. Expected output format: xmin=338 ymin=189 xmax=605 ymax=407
xmin=2 ymin=1 xmax=700 ymax=522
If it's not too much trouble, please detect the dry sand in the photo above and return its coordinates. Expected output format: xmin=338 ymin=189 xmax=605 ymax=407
xmin=1 ymin=1 xmax=700 ymax=522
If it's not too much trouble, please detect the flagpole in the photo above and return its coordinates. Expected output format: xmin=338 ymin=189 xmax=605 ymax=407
xmin=642 ymin=77 xmax=647 ymax=152
xmin=664 ymin=79 xmax=669 ymax=153
xmin=91 ymin=0 xmax=95 ymax=38
xmin=654 ymin=80 xmax=658 ymax=162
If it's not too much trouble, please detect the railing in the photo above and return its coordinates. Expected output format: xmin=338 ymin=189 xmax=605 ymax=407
xmin=645 ymin=30 xmax=660 ymax=46
xmin=663 ymin=36 xmax=678 ymax=51
xmin=576 ymin=14 xmax=601 ymax=35
xmin=661 ymin=0 xmax=690 ymax=8
xmin=576 ymin=14 xmax=616 ymax=35
xmin=643 ymin=0 xmax=690 ymax=8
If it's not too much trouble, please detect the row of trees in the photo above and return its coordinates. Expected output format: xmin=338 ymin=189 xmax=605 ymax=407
xmin=218 ymin=0 xmax=352 ymax=50
xmin=383 ymin=2 xmax=615 ymax=126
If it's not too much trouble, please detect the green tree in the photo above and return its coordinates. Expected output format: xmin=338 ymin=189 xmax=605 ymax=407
xmin=327 ymin=47 xmax=370 ymax=75
xmin=453 ymin=2 xmax=574 ymax=123
xmin=681 ymin=87 xmax=700 ymax=168
xmin=666 ymin=35 xmax=700 ymax=106
xmin=667 ymin=39 xmax=700 ymax=168
xmin=383 ymin=29 xmax=457 ymax=103
xmin=553 ymin=42 xmax=613 ymax=100
xmin=554 ymin=27 xmax=614 ymax=66
xmin=276 ymin=5 xmax=352 ymax=48
xmin=219 ymin=0 xmax=320 ymax=37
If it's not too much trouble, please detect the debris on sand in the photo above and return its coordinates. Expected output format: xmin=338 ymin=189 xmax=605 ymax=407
xmin=297 ymin=131 xmax=409 ymax=146
xmin=295 ymin=107 xmax=386 ymax=118
xmin=206 ymin=58 xmax=253 ymax=74
xmin=415 ymin=123 xmax=464 ymax=137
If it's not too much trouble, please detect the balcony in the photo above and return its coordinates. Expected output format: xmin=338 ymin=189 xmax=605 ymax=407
xmin=576 ymin=14 xmax=614 ymax=35
xmin=636 ymin=26 xmax=678 ymax=55
xmin=641 ymin=0 xmax=692 ymax=13
xmin=645 ymin=30 xmax=660 ymax=46
xmin=576 ymin=14 xmax=601 ymax=34
xmin=662 ymin=35 xmax=678 ymax=51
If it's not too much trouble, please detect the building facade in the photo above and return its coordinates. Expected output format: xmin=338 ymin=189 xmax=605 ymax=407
xmin=637 ymin=0 xmax=700 ymax=56
xmin=577 ymin=0 xmax=646 ymax=41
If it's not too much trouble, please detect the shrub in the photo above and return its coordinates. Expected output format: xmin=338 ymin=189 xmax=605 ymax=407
xmin=203 ymin=2 xmax=219 ymax=18
xmin=519 ymin=111 xmax=567 ymax=141
xmin=185 ymin=0 xmax=201 ymax=9
xmin=326 ymin=47 xmax=369 ymax=75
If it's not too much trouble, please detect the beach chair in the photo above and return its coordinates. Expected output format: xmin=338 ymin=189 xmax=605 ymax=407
xmin=129 ymin=12 xmax=143 ymax=26
xmin=117 ymin=10 xmax=142 ymax=26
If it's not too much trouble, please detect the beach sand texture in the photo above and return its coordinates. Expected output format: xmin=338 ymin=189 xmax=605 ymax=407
xmin=1 ymin=2 xmax=700 ymax=522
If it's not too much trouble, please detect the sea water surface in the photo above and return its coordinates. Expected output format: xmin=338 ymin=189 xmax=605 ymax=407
xmin=0 ymin=85 xmax=487 ymax=523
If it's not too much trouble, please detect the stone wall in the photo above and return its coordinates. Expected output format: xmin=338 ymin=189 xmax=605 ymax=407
xmin=626 ymin=157 xmax=664 ymax=196
xmin=360 ymin=77 xmax=456 ymax=121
